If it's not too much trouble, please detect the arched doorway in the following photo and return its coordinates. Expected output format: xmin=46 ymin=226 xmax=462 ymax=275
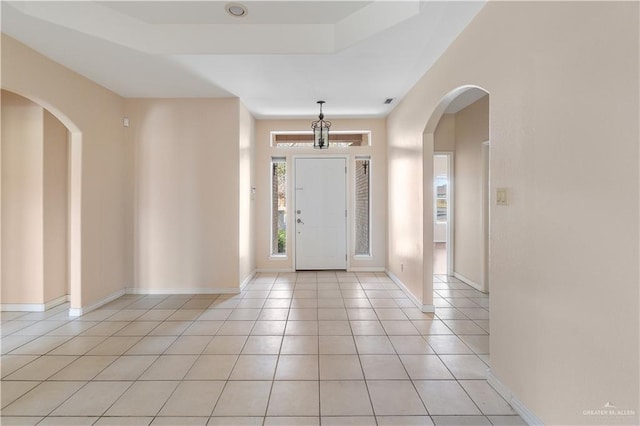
xmin=1 ymin=89 xmax=83 ymax=314
xmin=422 ymin=85 xmax=490 ymax=306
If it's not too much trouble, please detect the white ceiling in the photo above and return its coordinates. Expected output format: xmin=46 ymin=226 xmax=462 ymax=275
xmin=2 ymin=1 xmax=486 ymax=118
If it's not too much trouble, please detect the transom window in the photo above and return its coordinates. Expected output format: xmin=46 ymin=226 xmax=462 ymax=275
xmin=271 ymin=131 xmax=370 ymax=148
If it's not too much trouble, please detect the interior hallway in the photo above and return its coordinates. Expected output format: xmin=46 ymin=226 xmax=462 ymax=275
xmin=0 ymin=271 xmax=517 ymax=425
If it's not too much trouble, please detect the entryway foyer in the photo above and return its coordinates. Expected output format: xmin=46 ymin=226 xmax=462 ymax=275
xmin=1 ymin=271 xmax=518 ymax=425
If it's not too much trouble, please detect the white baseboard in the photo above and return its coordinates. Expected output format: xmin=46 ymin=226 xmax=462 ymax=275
xmin=125 ymin=287 xmax=240 ymax=295
xmin=68 ymin=308 xmax=82 ymax=317
xmin=69 ymin=288 xmax=126 ymax=317
xmin=255 ymin=268 xmax=296 ymax=273
xmin=257 ymin=268 xmax=387 ymax=273
xmin=1 ymin=303 xmax=46 ymax=312
xmin=45 ymin=295 xmax=69 ymax=310
xmin=240 ymin=270 xmax=257 ymax=291
xmin=348 ymin=266 xmax=386 ymax=272
xmin=385 ymin=269 xmax=428 ymax=310
xmin=487 ymin=369 xmax=543 ymax=425
xmin=454 ymin=272 xmax=485 ymax=293
xmin=70 ymin=282 xmax=249 ymax=317
xmin=1 ymin=295 xmax=69 ymax=312
xmin=421 ymin=304 xmax=435 ymax=313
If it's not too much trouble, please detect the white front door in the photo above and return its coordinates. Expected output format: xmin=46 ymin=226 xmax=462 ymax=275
xmin=295 ymin=158 xmax=347 ymax=270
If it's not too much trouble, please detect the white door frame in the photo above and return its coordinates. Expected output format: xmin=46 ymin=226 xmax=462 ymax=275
xmin=481 ymin=141 xmax=490 ymax=293
xmin=292 ymin=155 xmax=349 ymax=270
xmin=434 ymin=152 xmax=454 ymax=277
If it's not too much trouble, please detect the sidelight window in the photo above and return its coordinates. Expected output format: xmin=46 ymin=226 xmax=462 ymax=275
xmin=271 ymin=157 xmax=287 ymax=255
xmin=355 ymin=157 xmax=371 ymax=256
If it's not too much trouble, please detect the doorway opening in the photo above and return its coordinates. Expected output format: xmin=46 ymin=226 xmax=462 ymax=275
xmin=433 ymin=153 xmax=452 ymax=276
xmin=1 ymin=90 xmax=77 ymax=312
xmin=429 ymin=89 xmax=489 ymax=293
xmin=423 ymin=85 xmax=490 ymax=311
xmin=481 ymin=141 xmax=490 ymax=293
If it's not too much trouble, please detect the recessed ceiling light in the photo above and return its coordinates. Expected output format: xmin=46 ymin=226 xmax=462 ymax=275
xmin=226 ymin=3 xmax=247 ymax=17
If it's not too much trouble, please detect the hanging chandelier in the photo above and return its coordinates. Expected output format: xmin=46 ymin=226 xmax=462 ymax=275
xmin=311 ymin=100 xmax=331 ymax=149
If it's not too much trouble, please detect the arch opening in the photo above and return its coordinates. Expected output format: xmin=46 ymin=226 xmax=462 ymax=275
xmin=422 ymin=85 xmax=490 ymax=310
xmin=1 ymin=89 xmax=83 ymax=314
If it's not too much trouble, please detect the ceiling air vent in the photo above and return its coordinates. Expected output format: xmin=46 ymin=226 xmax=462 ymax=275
xmin=384 ymin=98 xmax=394 ymax=104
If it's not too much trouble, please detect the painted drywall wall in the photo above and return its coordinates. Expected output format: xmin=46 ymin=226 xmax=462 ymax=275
xmin=1 ymin=91 xmax=45 ymax=304
xmin=387 ymin=109 xmax=426 ymax=304
xmin=43 ymin=110 xmax=69 ymax=303
xmin=1 ymin=92 xmax=69 ymax=306
xmin=434 ymin=114 xmax=455 ymax=152
xmin=387 ymin=2 xmax=638 ymax=424
xmin=254 ymin=118 xmax=387 ymax=272
xmin=453 ymin=96 xmax=489 ymax=287
xmin=126 ymin=98 xmax=243 ymax=291
xmin=239 ymin=102 xmax=256 ymax=287
xmin=2 ymin=35 xmax=129 ymax=311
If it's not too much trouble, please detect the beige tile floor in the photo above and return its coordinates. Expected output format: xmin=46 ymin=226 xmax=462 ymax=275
xmin=1 ymin=272 xmax=525 ymax=426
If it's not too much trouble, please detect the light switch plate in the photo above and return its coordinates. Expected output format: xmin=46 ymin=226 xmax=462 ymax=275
xmin=496 ymin=188 xmax=508 ymax=205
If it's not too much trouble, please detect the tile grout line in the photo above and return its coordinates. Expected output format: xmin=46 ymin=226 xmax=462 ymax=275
xmin=261 ymin=272 xmax=287 ymax=422
xmin=0 ymin=273 xmax=523 ymax=425
xmin=352 ymin=275 xmax=381 ymax=424
xmin=431 ymin=278 xmax=495 ymax=423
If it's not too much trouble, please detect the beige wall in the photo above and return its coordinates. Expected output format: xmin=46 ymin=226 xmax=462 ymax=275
xmin=255 ymin=119 xmax=387 ymax=271
xmin=387 ymin=111 xmax=426 ymax=304
xmin=43 ymin=110 xmax=69 ymax=303
xmin=1 ymin=92 xmax=69 ymax=306
xmin=453 ymin=96 xmax=489 ymax=287
xmin=126 ymin=98 xmax=246 ymax=291
xmin=2 ymin=35 xmax=129 ymax=311
xmin=387 ymin=2 xmax=638 ymax=424
xmin=238 ymin=102 xmax=256 ymax=286
xmin=1 ymin=91 xmax=45 ymax=304
xmin=434 ymin=113 xmax=455 ymax=152
xmin=2 ymin=36 xmax=256 ymax=304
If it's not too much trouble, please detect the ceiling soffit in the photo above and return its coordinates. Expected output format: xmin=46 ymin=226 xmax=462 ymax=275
xmin=10 ymin=1 xmax=423 ymax=54
xmin=2 ymin=1 xmax=487 ymax=117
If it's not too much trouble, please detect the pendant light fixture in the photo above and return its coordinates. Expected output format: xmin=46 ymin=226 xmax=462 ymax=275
xmin=311 ymin=101 xmax=331 ymax=149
